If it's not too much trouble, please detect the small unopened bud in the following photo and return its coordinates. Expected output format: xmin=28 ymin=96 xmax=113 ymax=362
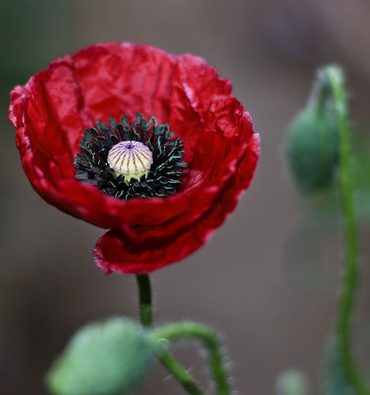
xmin=286 ymin=108 xmax=337 ymax=193
xmin=276 ymin=369 xmax=309 ymax=395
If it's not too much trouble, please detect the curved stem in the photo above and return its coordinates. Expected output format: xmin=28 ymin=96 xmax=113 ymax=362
xmin=135 ymin=274 xmax=206 ymax=395
xmin=324 ymin=67 xmax=370 ymax=395
xmin=155 ymin=346 xmax=207 ymax=395
xmin=152 ymin=322 xmax=231 ymax=395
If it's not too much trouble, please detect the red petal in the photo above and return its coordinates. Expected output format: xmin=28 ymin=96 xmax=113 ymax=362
xmin=11 ymin=43 xmax=256 ymax=238
xmin=8 ymin=85 xmax=23 ymax=129
xmin=10 ymin=43 xmax=260 ymax=270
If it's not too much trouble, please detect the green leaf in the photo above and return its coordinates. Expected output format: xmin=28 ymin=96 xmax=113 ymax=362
xmin=46 ymin=317 xmax=154 ymax=395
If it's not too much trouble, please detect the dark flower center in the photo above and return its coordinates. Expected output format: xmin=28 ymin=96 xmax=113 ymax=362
xmin=74 ymin=113 xmax=187 ymax=200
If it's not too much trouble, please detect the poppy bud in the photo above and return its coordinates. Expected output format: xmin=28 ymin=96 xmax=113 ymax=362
xmin=285 ymin=107 xmax=337 ymax=193
xmin=276 ymin=369 xmax=308 ymax=395
xmin=46 ymin=317 xmax=154 ymax=395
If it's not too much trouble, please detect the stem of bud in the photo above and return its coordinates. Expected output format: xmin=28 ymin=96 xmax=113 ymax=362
xmin=322 ymin=66 xmax=369 ymax=395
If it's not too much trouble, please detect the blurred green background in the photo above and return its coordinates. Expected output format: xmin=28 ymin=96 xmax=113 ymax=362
xmin=1 ymin=0 xmax=370 ymax=394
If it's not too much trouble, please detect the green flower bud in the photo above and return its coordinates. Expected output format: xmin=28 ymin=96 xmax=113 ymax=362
xmin=276 ymin=369 xmax=308 ymax=395
xmin=286 ymin=108 xmax=337 ymax=193
xmin=46 ymin=317 xmax=154 ymax=395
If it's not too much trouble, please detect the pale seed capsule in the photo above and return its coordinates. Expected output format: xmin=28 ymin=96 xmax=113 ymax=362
xmin=107 ymin=141 xmax=153 ymax=182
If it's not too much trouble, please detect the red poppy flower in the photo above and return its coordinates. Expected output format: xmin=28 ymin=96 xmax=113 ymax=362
xmin=9 ymin=42 xmax=259 ymax=274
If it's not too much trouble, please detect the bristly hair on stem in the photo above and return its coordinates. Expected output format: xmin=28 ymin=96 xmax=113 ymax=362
xmin=74 ymin=113 xmax=187 ymax=200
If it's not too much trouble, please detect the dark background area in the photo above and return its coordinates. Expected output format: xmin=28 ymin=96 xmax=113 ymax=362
xmin=1 ymin=1 xmax=370 ymax=394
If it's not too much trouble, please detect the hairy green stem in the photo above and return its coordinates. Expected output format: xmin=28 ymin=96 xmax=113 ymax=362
xmin=152 ymin=322 xmax=231 ymax=395
xmin=135 ymin=274 xmax=153 ymax=327
xmin=155 ymin=346 xmax=207 ymax=395
xmin=324 ymin=66 xmax=370 ymax=395
xmin=135 ymin=274 xmax=206 ymax=395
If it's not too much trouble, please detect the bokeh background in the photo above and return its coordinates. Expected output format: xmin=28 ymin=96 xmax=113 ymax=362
xmin=1 ymin=1 xmax=370 ymax=394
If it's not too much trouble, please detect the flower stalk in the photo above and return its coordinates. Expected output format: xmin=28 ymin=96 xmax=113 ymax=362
xmin=135 ymin=274 xmax=206 ymax=395
xmin=321 ymin=66 xmax=370 ymax=395
xmin=135 ymin=274 xmax=153 ymax=327
xmin=135 ymin=274 xmax=231 ymax=395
